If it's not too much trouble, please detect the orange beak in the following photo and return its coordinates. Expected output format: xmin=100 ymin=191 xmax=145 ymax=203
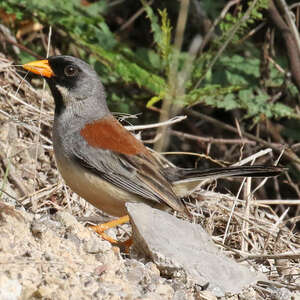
xmin=22 ymin=59 xmax=54 ymax=78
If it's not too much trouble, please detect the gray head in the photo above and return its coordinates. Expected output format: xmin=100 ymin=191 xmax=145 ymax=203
xmin=44 ymin=56 xmax=108 ymax=116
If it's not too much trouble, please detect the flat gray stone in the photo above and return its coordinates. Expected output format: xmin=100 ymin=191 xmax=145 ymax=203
xmin=126 ymin=203 xmax=266 ymax=297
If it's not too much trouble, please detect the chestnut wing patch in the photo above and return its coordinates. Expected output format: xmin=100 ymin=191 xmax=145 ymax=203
xmin=72 ymin=119 xmax=185 ymax=212
xmin=80 ymin=116 xmax=147 ymax=155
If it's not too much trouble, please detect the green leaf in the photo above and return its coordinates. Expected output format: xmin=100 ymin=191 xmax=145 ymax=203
xmin=147 ymin=94 xmax=163 ymax=107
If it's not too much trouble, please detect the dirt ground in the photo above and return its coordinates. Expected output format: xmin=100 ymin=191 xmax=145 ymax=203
xmin=0 ymin=53 xmax=299 ymax=299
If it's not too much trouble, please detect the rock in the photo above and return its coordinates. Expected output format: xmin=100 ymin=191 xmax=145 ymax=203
xmin=84 ymin=237 xmax=111 ymax=254
xmin=270 ymin=287 xmax=292 ymax=300
xmin=127 ymin=202 xmax=266 ymax=297
xmin=30 ymin=220 xmax=47 ymax=238
xmin=155 ymin=283 xmax=174 ymax=298
xmin=173 ymin=289 xmax=194 ymax=300
xmin=0 ymin=276 xmax=22 ymax=300
xmin=55 ymin=210 xmax=79 ymax=228
xmin=55 ymin=210 xmax=92 ymax=240
xmin=195 ymin=290 xmax=217 ymax=300
xmin=0 ymin=203 xmax=24 ymax=223
xmin=238 ymin=287 xmax=258 ymax=300
xmin=0 ymin=205 xmax=182 ymax=299
xmin=0 ymin=181 xmax=18 ymax=205
xmin=124 ymin=259 xmax=162 ymax=294
xmin=293 ymin=293 xmax=300 ymax=300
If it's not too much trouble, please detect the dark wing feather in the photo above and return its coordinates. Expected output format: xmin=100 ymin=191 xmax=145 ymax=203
xmin=69 ymin=134 xmax=185 ymax=212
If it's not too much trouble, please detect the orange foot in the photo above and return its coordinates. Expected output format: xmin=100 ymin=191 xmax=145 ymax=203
xmin=91 ymin=215 xmax=132 ymax=251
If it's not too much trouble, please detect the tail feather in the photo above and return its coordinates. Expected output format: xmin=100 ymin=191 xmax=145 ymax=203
xmin=172 ymin=165 xmax=286 ymax=197
xmin=172 ymin=165 xmax=285 ymax=183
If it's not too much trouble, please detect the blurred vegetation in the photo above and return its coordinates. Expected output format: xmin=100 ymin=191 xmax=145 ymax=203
xmin=0 ymin=0 xmax=298 ymax=119
xmin=0 ymin=0 xmax=299 ymax=167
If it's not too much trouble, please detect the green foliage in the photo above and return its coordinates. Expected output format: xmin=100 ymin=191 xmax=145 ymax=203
xmin=157 ymin=9 xmax=172 ymax=64
xmin=142 ymin=2 xmax=172 ymax=70
xmin=17 ymin=52 xmax=36 ymax=65
xmin=186 ymin=84 xmax=242 ymax=109
xmin=81 ymin=42 xmax=166 ymax=94
xmin=1 ymin=0 xmax=299 ymax=121
xmin=201 ymin=0 xmax=227 ymax=19
xmin=187 ymin=84 xmax=297 ymax=121
xmin=0 ymin=0 xmax=167 ymax=95
xmin=134 ymin=48 xmax=163 ymax=73
xmin=1 ymin=0 xmax=116 ymax=49
xmin=187 ymin=53 xmax=298 ymax=120
xmin=219 ymin=0 xmax=269 ymax=43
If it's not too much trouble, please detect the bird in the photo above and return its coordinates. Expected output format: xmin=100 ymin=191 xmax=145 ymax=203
xmin=22 ymin=56 xmax=284 ymax=228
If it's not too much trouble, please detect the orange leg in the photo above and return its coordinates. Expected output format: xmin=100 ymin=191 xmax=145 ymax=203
xmin=91 ymin=215 xmax=131 ymax=246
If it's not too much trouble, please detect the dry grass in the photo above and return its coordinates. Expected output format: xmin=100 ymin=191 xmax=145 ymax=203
xmin=0 ymin=54 xmax=100 ymax=218
xmin=0 ymin=53 xmax=299 ymax=297
xmin=185 ymin=188 xmax=300 ymax=295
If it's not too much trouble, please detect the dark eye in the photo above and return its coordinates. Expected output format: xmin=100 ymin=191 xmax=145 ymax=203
xmin=64 ymin=65 xmax=78 ymax=77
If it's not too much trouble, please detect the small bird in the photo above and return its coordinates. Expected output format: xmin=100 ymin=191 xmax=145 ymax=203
xmin=23 ymin=56 xmax=284 ymax=218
